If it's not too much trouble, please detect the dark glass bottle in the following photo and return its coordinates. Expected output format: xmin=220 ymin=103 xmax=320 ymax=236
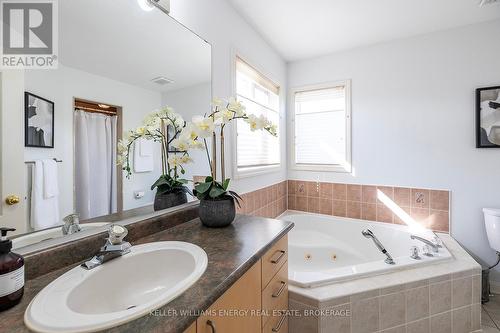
xmin=0 ymin=228 xmax=24 ymax=311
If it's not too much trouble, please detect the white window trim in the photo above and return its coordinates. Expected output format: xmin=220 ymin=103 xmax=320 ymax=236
xmin=289 ymin=80 xmax=352 ymax=173
xmin=230 ymin=50 xmax=282 ymax=179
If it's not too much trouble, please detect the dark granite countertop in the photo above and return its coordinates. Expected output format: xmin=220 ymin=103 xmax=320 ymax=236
xmin=2 ymin=215 xmax=293 ymax=333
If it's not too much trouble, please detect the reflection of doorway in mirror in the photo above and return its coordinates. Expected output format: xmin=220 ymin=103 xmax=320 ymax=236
xmin=73 ymin=99 xmax=123 ymax=220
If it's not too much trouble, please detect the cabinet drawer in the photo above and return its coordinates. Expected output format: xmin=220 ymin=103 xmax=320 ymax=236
xmin=263 ymin=311 xmax=288 ymax=333
xmin=262 ymin=262 xmax=288 ymax=314
xmin=262 ymin=235 xmax=288 ymax=289
xmin=262 ymin=262 xmax=288 ymax=327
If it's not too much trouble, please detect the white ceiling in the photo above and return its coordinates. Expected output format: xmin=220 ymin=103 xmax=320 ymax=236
xmin=59 ymin=0 xmax=211 ymax=92
xmin=227 ymin=0 xmax=500 ymax=61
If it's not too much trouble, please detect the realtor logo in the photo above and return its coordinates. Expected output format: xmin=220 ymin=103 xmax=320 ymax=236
xmin=1 ymin=0 xmax=58 ymax=68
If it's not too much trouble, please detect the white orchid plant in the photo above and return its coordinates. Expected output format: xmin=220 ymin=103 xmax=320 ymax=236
xmin=118 ymin=107 xmax=199 ymax=196
xmin=190 ymin=97 xmax=277 ymax=204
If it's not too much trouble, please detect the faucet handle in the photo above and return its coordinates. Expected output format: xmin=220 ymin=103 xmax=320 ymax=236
xmin=63 ymin=213 xmax=79 ymax=225
xmin=410 ymin=246 xmax=421 ymax=260
xmin=432 ymin=236 xmax=443 ymax=248
xmin=107 ymin=224 xmax=128 ymax=245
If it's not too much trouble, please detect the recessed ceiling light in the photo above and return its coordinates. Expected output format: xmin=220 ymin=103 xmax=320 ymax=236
xmin=137 ymin=0 xmax=154 ymax=12
xmin=151 ymin=76 xmax=174 ymax=85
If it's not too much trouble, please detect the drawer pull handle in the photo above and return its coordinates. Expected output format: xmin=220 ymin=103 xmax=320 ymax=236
xmin=272 ymin=281 xmax=287 ymax=298
xmin=272 ymin=313 xmax=287 ymax=332
xmin=207 ymin=320 xmax=216 ymax=333
xmin=271 ymin=250 xmax=286 ymax=264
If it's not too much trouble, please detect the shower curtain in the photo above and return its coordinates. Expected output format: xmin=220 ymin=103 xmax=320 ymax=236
xmin=74 ymin=110 xmax=117 ymax=220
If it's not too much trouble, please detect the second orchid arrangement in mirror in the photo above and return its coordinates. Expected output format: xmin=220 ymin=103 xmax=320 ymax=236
xmin=117 ymin=107 xmax=198 ymax=204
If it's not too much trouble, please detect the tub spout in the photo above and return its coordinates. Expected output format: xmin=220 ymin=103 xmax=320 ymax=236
xmin=361 ymin=229 xmax=395 ymax=265
xmin=410 ymin=235 xmax=439 ymax=253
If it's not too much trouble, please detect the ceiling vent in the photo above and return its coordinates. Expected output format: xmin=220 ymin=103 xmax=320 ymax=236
xmin=479 ymin=0 xmax=500 ymax=6
xmin=151 ymin=76 xmax=173 ymax=85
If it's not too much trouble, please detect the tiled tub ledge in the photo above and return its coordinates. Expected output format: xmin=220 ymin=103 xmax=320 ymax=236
xmin=289 ymin=234 xmax=482 ymax=333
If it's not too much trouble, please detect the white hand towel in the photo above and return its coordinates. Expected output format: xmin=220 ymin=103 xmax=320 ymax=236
xmin=42 ymin=159 xmax=59 ymax=198
xmin=133 ymin=139 xmax=154 ymax=173
xmin=139 ymin=138 xmax=153 ymax=157
xmin=30 ymin=160 xmax=60 ymax=231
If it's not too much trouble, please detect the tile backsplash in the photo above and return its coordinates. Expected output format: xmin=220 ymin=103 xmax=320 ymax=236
xmin=287 ymin=180 xmax=450 ymax=232
xmin=237 ymin=181 xmax=287 ymax=218
xmin=236 ymin=180 xmax=450 ymax=232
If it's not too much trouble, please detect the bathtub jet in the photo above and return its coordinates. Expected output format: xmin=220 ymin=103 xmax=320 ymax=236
xmin=361 ymin=229 xmax=395 ymax=265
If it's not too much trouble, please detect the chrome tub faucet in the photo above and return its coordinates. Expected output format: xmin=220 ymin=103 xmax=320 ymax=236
xmin=410 ymin=235 xmax=440 ymax=253
xmin=362 ymin=229 xmax=395 ymax=265
xmin=81 ymin=224 xmax=131 ymax=270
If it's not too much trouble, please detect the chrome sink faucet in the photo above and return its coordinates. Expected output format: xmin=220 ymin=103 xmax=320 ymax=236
xmin=62 ymin=213 xmax=81 ymax=235
xmin=361 ymin=229 xmax=395 ymax=265
xmin=410 ymin=235 xmax=440 ymax=253
xmin=81 ymin=224 xmax=131 ymax=270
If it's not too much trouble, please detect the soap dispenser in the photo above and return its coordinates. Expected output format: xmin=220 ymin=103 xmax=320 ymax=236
xmin=0 ymin=228 xmax=24 ymax=311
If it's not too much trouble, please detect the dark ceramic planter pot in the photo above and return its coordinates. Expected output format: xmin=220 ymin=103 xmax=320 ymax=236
xmin=199 ymin=196 xmax=236 ymax=228
xmin=153 ymin=191 xmax=187 ymax=211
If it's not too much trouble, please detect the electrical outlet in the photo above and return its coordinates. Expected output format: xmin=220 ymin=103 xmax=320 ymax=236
xmin=134 ymin=191 xmax=145 ymax=199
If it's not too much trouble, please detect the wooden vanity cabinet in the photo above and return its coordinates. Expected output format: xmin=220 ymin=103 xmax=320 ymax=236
xmin=187 ymin=235 xmax=288 ymax=333
xmin=196 ymin=261 xmax=261 ymax=333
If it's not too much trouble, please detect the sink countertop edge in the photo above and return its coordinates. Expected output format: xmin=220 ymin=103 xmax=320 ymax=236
xmin=1 ymin=215 xmax=293 ymax=333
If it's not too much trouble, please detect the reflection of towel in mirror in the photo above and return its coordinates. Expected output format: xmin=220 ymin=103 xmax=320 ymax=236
xmin=133 ymin=138 xmax=154 ymax=173
xmin=30 ymin=160 xmax=60 ymax=231
xmin=42 ymin=159 xmax=59 ymax=198
xmin=139 ymin=138 xmax=153 ymax=156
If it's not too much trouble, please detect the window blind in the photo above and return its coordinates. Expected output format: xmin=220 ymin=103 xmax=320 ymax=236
xmin=294 ymin=86 xmax=347 ymax=166
xmin=236 ymin=57 xmax=280 ymax=170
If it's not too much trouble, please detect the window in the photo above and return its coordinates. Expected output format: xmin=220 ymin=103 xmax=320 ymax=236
xmin=291 ymin=81 xmax=351 ymax=172
xmin=235 ymin=56 xmax=280 ymax=176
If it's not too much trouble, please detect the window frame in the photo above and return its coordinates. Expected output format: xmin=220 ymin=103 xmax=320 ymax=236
xmin=289 ymin=80 xmax=352 ymax=173
xmin=231 ymin=52 xmax=282 ymax=179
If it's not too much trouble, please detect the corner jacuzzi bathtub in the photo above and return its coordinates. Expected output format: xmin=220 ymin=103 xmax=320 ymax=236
xmin=281 ymin=211 xmax=452 ymax=288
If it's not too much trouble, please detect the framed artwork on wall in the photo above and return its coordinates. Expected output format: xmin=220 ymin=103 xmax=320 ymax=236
xmin=25 ymin=92 xmax=55 ymax=148
xmin=476 ymin=86 xmax=500 ymax=148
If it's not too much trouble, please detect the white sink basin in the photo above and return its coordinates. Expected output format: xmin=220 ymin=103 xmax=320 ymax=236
xmin=24 ymin=241 xmax=208 ymax=333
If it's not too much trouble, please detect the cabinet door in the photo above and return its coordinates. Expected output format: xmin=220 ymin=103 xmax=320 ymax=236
xmin=197 ymin=261 xmax=262 ymax=333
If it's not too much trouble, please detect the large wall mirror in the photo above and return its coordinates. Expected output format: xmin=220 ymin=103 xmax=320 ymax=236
xmin=0 ymin=0 xmax=211 ymax=250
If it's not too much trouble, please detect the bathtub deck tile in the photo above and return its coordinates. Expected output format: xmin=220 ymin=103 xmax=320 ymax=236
xmin=430 ymin=281 xmax=452 ymax=315
xmin=406 ymin=285 xmax=430 ymax=322
xmin=405 ymin=278 xmax=429 ymax=290
xmin=319 ymin=303 xmax=351 ymax=333
xmin=429 ymin=274 xmax=451 ymax=285
xmin=351 ymin=296 xmax=380 ymax=333
xmin=350 ymin=289 xmax=380 ymax=302
xmin=379 ymin=291 xmax=406 ymax=329
xmin=430 ymin=311 xmax=452 ymax=333
xmin=319 ymin=296 xmax=350 ymax=309
xmin=380 ymin=283 xmax=405 ymax=295
xmin=407 ymin=318 xmax=430 ymax=333
xmin=452 ymin=276 xmax=473 ymax=309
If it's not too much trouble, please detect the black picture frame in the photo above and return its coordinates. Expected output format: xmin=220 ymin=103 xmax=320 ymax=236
xmin=476 ymin=85 xmax=500 ymax=148
xmin=25 ymin=92 xmax=55 ymax=148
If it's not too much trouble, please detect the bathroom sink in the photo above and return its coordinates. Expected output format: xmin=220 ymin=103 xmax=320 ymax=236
xmin=24 ymin=241 xmax=208 ymax=333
